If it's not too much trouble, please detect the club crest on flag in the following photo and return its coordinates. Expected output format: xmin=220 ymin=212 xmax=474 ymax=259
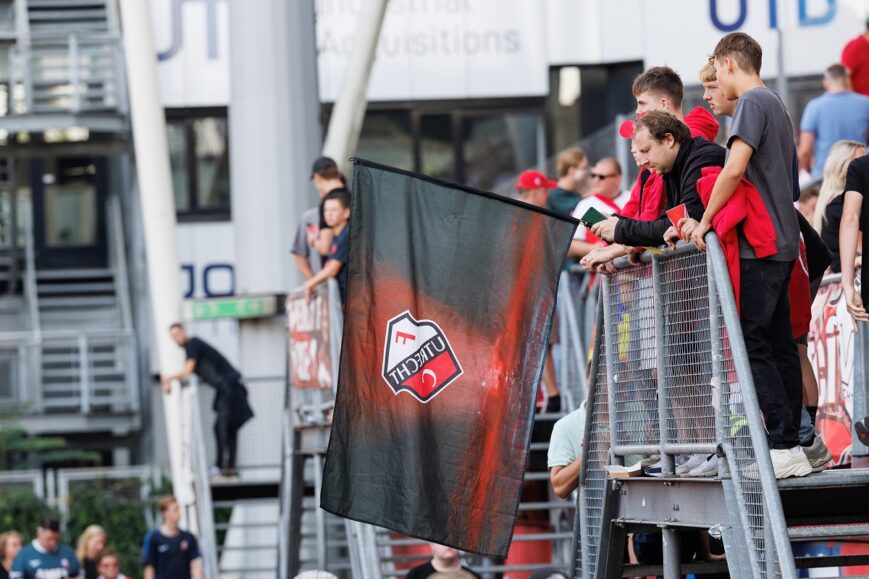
xmin=382 ymin=310 xmax=463 ymax=402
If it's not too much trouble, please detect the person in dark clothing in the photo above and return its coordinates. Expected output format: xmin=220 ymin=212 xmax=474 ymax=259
xmin=590 ymin=110 xmax=725 ymax=247
xmin=405 ymin=543 xmax=481 ymax=579
xmin=163 ymin=323 xmax=254 ymax=477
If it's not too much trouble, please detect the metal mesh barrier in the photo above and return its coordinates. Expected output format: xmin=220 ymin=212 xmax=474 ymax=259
xmin=660 ymin=250 xmax=716 ymax=448
xmin=606 ymin=263 xmax=659 ymax=452
xmin=579 ymin=329 xmax=610 ymax=579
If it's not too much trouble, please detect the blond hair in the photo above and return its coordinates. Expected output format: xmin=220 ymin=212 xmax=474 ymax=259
xmin=76 ymin=525 xmax=106 ymax=562
xmin=0 ymin=531 xmax=22 ymax=561
xmin=813 ymin=140 xmax=866 ymax=233
xmin=698 ymin=58 xmax=716 ymax=83
xmin=556 ymin=147 xmax=588 ymax=178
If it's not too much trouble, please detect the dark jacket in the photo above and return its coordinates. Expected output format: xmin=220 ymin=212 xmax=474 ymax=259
xmin=614 ymin=137 xmax=726 ymax=246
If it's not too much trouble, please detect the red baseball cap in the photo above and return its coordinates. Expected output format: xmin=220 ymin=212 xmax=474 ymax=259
xmin=618 ymin=112 xmax=647 ymax=139
xmin=515 ymin=170 xmax=557 ymax=190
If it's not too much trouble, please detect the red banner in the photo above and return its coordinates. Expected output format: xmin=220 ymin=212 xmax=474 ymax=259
xmin=287 ymin=290 xmax=333 ymax=389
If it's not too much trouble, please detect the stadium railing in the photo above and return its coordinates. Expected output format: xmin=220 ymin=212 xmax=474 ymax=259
xmin=575 ymin=234 xmax=800 ymax=578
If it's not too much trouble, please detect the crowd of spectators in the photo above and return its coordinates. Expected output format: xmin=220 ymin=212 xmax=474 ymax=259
xmin=0 ymin=495 xmax=200 ymax=579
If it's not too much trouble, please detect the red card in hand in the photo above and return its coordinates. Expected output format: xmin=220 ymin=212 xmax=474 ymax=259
xmin=666 ymin=204 xmax=687 ymax=228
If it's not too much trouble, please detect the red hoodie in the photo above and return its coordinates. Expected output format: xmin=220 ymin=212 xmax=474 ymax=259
xmin=621 ymin=107 xmax=720 ymax=222
xmin=695 ymin=166 xmax=777 ymax=312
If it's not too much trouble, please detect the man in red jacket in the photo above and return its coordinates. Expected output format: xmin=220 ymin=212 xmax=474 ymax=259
xmin=841 ymin=18 xmax=869 ymax=97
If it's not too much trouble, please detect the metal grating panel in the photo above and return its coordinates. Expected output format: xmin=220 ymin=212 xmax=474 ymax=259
xmin=661 ymin=251 xmax=716 ymax=447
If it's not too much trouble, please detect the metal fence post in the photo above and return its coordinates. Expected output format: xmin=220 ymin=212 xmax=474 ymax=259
xmin=78 ymin=335 xmax=91 ymax=414
xmin=706 ymin=252 xmax=726 ymax=468
xmin=652 ymin=255 xmax=674 ymax=475
xmin=600 ymin=275 xmax=623 ymax=467
xmin=852 ymin=323 xmax=869 ymax=461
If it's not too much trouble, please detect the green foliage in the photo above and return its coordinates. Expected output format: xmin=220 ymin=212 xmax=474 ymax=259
xmin=66 ymin=479 xmax=148 ymax=579
xmin=0 ymin=422 xmax=100 ymax=471
xmin=0 ymin=487 xmax=58 ymax=542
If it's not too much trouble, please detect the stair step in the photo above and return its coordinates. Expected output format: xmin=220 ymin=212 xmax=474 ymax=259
xmin=29 ymin=8 xmax=107 ymax=20
xmin=36 ymin=268 xmax=112 ymax=280
xmin=38 ymin=282 xmax=114 ymax=294
xmin=517 ymin=500 xmax=573 ymax=511
xmin=28 ymin=0 xmax=107 ymax=7
xmin=39 ymin=296 xmax=117 ymax=307
xmin=788 ymin=523 xmax=869 ymax=541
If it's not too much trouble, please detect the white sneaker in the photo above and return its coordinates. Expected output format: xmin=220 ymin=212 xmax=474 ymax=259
xmin=208 ymin=465 xmax=222 ymax=478
xmin=675 ymin=453 xmax=707 ymax=476
xmin=686 ymin=454 xmax=719 ymax=478
xmin=770 ymin=447 xmax=812 ymax=479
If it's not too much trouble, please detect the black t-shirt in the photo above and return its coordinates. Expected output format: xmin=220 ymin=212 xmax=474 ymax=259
xmin=185 ymin=336 xmax=241 ymax=387
xmin=143 ymin=529 xmax=201 ymax=579
xmin=846 ymin=155 xmax=869 ymax=303
xmin=405 ymin=562 xmax=482 ymax=579
xmin=329 ymin=225 xmax=350 ymax=302
xmin=81 ymin=557 xmax=98 ymax=579
xmin=821 ymin=194 xmax=845 ymax=273
xmin=0 ymin=562 xmax=9 ymax=579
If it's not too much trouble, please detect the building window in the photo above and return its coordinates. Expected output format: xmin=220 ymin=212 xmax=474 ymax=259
xmin=166 ymin=108 xmax=231 ymax=220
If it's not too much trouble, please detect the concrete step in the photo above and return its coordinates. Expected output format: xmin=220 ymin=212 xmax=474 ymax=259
xmin=36 ymin=268 xmax=112 ymax=280
xmin=789 ymin=523 xmax=869 ymax=541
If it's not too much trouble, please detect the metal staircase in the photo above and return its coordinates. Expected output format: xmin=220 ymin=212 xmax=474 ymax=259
xmin=1 ymin=0 xmax=127 ymax=130
xmin=575 ymin=235 xmax=869 ymax=578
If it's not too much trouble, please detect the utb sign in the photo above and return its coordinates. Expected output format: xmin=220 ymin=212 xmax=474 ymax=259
xmin=709 ymin=0 xmax=836 ymax=32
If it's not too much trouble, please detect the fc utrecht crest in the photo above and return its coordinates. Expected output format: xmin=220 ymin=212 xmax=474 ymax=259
xmin=382 ymin=310 xmax=463 ymax=403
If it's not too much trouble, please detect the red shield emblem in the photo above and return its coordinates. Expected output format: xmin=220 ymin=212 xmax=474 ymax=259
xmin=382 ymin=310 xmax=463 ymax=402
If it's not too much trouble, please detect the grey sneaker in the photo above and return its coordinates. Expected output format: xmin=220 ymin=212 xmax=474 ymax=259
xmin=686 ymin=454 xmax=719 ymax=478
xmin=802 ymin=435 xmax=832 ymax=472
xmin=676 ymin=453 xmax=707 ymax=476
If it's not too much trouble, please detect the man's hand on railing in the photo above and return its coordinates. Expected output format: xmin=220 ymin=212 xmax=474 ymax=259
xmin=580 ymin=244 xmax=621 ymax=273
xmin=160 ymin=375 xmax=173 ymax=394
xmin=678 ymin=217 xmax=711 ymax=252
xmin=663 ymin=225 xmax=681 ymax=249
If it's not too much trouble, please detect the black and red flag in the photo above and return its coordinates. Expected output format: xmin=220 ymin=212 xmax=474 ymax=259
xmin=320 ymin=159 xmax=576 ymax=558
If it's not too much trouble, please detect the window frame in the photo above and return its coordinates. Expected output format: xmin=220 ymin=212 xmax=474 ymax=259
xmin=165 ymin=106 xmax=231 ymax=222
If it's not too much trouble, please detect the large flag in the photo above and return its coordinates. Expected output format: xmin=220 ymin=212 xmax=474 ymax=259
xmin=320 ymin=159 xmax=576 ymax=557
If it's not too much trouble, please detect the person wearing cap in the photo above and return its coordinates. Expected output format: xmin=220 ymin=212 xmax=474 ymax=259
xmin=515 ymin=169 xmax=563 ymax=413
xmin=291 ymin=157 xmax=348 ymax=280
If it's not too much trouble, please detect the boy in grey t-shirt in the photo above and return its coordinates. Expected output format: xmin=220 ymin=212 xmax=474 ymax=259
xmin=680 ymin=32 xmax=811 ymax=479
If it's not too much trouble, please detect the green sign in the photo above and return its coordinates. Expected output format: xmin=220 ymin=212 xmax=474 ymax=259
xmin=182 ymin=295 xmax=278 ymax=321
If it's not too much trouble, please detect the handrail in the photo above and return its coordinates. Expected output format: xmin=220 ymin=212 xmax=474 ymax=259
xmin=108 ymin=197 xmax=134 ymax=329
xmin=578 ymin=232 xmax=799 ymax=578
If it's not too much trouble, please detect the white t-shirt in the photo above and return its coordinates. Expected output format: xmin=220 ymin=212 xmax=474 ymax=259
xmin=570 ymin=194 xmax=623 ymax=241
xmin=548 ymin=401 xmax=588 ymax=468
xmin=615 ymin=189 xmax=631 ymax=208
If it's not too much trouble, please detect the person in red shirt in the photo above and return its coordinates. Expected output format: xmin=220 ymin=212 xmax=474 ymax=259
xmin=841 ymin=18 xmax=869 ymax=96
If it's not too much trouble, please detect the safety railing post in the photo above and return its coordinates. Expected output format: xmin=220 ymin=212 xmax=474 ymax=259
xmin=652 ymin=254 xmax=674 ymax=475
xmin=600 ymin=275 xmax=623 ymax=467
xmin=706 ymin=251 xmax=726 ymax=473
xmin=852 ymin=322 xmax=869 ymax=461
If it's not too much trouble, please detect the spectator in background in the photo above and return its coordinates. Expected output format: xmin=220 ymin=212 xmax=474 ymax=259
xmin=567 ymin=158 xmax=625 ymax=259
xmin=144 ymin=496 xmax=202 ymax=579
xmin=405 ymin=543 xmax=481 ymax=579
xmin=11 ymin=516 xmax=79 ymax=579
xmin=303 ymin=188 xmax=352 ymax=304
xmin=548 ymin=400 xmax=587 ymax=498
xmin=95 ymin=551 xmax=127 ymax=579
xmin=76 ymin=525 xmax=106 ymax=579
xmin=0 ymin=531 xmax=22 ymax=579
xmin=163 ymin=323 xmax=254 ymax=478
xmin=516 ymin=170 xmax=562 ymax=412
xmin=292 ymin=156 xmax=347 ymax=280
xmin=842 ymin=18 xmax=869 ymax=96
xmin=797 ymin=185 xmax=819 ymax=222
xmin=798 ymin=64 xmax=869 ymax=179
xmin=815 ymin=140 xmax=866 ymax=272
xmin=547 ymin=147 xmax=591 ymax=215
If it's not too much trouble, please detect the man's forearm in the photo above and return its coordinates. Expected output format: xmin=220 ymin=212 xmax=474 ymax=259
xmin=293 ymin=254 xmax=314 ymax=280
xmin=144 ymin=567 xmax=155 ymax=579
xmin=550 ymin=458 xmax=582 ymax=499
xmin=567 ymin=240 xmax=599 ymax=259
xmin=840 ymin=194 xmax=862 ymax=289
xmin=701 ymin=167 xmax=741 ymax=225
